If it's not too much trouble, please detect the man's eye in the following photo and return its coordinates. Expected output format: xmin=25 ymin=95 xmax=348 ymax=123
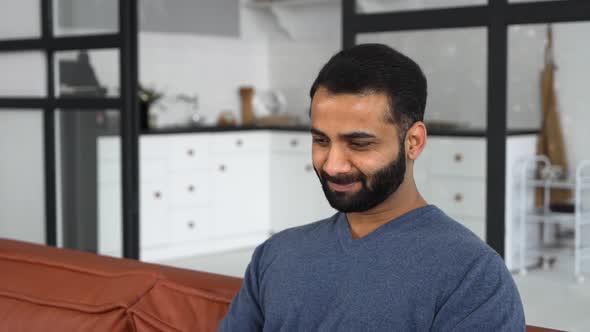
xmin=312 ymin=137 xmax=329 ymax=145
xmin=350 ymin=141 xmax=372 ymax=149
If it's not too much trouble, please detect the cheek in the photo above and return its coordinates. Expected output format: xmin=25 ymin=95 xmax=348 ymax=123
xmin=311 ymin=147 xmax=326 ymax=169
xmin=351 ymin=152 xmax=388 ymax=173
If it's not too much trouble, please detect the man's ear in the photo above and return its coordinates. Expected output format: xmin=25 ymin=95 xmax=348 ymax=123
xmin=405 ymin=121 xmax=427 ymax=161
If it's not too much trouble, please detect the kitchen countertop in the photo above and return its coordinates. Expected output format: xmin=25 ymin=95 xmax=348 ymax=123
xmin=139 ymin=126 xmax=539 ymax=137
xmin=141 ymin=125 xmax=310 ymax=135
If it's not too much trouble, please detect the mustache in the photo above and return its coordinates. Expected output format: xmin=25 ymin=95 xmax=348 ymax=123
xmin=319 ymin=170 xmax=365 ymax=185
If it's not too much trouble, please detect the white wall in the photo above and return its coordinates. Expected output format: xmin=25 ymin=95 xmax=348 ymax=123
xmin=268 ymin=40 xmax=341 ymax=122
xmin=138 ymin=0 xmax=342 ymax=126
xmin=139 ymin=32 xmax=270 ymax=125
xmin=267 ymin=2 xmax=342 ymax=123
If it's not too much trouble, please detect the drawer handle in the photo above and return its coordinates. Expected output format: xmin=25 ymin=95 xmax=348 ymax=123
xmin=305 ymin=164 xmax=313 ymax=173
xmin=154 ymin=191 xmax=162 ymax=199
xmin=454 ymin=153 xmax=463 ymax=162
xmin=219 ymin=164 xmax=226 ymax=172
xmin=187 ymin=149 xmax=195 ymax=156
xmin=290 ymin=139 xmax=299 ymax=147
xmin=187 ymin=221 xmax=195 ymax=229
xmin=454 ymin=193 xmax=464 ymax=203
xmin=236 ymin=139 xmax=243 ymax=147
xmin=187 ymin=185 xmax=195 ymax=192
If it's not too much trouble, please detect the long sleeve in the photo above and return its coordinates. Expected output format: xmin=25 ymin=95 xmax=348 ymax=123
xmin=218 ymin=243 xmax=266 ymax=332
xmin=431 ymin=252 xmax=525 ymax=331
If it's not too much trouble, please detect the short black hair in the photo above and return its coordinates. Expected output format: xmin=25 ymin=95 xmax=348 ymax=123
xmin=309 ymin=43 xmax=427 ymax=137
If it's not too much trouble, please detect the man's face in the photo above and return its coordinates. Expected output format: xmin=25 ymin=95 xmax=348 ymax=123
xmin=310 ymin=87 xmax=407 ymax=213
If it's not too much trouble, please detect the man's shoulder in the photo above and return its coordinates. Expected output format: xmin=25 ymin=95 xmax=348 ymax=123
xmin=413 ymin=206 xmax=504 ymax=277
xmin=267 ymin=213 xmax=339 ymax=248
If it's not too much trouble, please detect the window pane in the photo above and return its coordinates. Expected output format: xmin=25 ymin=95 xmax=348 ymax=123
xmin=508 ymin=22 xmax=590 ymax=174
xmin=357 ymin=27 xmax=487 ymax=128
xmin=55 ymin=109 xmax=122 ymax=257
xmin=54 ymin=49 xmax=120 ymax=98
xmin=53 ymin=0 xmax=119 ymax=36
xmin=356 ymin=0 xmax=486 ymax=13
xmin=0 ymin=52 xmax=46 ymax=97
xmin=0 ymin=0 xmax=41 ymax=40
xmin=0 ymin=110 xmax=45 ymax=244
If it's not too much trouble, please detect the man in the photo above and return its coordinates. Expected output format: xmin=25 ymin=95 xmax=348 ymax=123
xmin=219 ymin=44 xmax=525 ymax=331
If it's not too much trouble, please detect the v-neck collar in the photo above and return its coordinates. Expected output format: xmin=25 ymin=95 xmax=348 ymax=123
xmin=336 ymin=205 xmax=437 ymax=254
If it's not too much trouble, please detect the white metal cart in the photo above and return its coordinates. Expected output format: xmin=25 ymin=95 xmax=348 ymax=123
xmin=518 ymin=155 xmax=590 ymax=282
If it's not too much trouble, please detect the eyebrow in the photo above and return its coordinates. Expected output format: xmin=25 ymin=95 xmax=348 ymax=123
xmin=310 ymin=127 xmax=326 ymax=136
xmin=340 ymin=132 xmax=377 ymax=140
xmin=310 ymin=127 xmax=377 ymax=140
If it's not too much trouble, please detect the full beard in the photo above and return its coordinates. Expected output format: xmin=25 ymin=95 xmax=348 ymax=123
xmin=315 ymin=145 xmax=407 ymax=213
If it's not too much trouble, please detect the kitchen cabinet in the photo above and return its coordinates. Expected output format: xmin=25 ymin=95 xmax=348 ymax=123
xmin=211 ymin=153 xmax=271 ymax=237
xmin=269 ymin=136 xmax=334 ymax=232
xmin=97 ymin=130 xmax=335 ymax=262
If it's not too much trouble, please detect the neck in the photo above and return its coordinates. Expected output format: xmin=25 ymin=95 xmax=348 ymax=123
xmin=345 ymin=177 xmax=427 ymax=239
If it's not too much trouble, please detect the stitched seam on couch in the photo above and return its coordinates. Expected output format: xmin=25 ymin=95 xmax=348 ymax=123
xmin=128 ymin=307 xmax=184 ymax=332
xmin=0 ymin=290 xmax=132 ymax=314
xmin=0 ymin=254 xmax=163 ymax=280
xmin=157 ymin=280 xmax=234 ymax=304
xmin=125 ymin=275 xmax=164 ymax=312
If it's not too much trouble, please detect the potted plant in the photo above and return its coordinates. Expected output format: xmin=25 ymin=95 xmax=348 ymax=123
xmin=138 ymin=85 xmax=163 ymax=130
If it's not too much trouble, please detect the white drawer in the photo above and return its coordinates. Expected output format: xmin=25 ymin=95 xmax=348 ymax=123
xmin=428 ymin=177 xmax=486 ymax=219
xmin=140 ymin=160 xmax=168 ymax=181
xmin=211 ymin=132 xmax=269 ymax=154
xmin=141 ymin=136 xmax=172 ymax=159
xmin=171 ymin=209 xmax=212 ymax=243
xmin=100 ymin=159 xmax=166 ymax=183
xmin=140 ymin=180 xmax=171 ymax=248
xmin=140 ymin=181 xmax=170 ymax=213
xmin=426 ymin=137 xmax=485 ymax=178
xmin=270 ymin=132 xmax=311 ymax=153
xmin=169 ymin=135 xmax=210 ymax=171
xmin=170 ymin=172 xmax=210 ymax=207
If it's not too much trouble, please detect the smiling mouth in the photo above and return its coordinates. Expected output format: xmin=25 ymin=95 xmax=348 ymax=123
xmin=327 ymin=181 xmax=360 ymax=192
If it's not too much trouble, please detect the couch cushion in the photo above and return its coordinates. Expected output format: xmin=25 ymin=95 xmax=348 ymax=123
xmin=0 ymin=239 xmax=242 ymax=332
xmin=0 ymin=254 xmax=159 ymax=331
xmin=129 ymin=280 xmax=234 ymax=331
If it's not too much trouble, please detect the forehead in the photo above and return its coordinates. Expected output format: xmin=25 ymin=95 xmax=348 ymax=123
xmin=310 ymin=87 xmax=397 ymax=137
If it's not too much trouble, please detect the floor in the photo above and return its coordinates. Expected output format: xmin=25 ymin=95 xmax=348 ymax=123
xmin=160 ymin=246 xmax=590 ymax=331
xmin=512 ymin=247 xmax=590 ymax=331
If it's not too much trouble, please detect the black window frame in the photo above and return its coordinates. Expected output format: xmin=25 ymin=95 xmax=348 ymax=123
xmin=0 ymin=0 xmax=140 ymax=259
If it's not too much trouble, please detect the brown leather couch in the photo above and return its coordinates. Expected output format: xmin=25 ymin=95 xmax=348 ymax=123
xmin=0 ymin=239 xmax=561 ymax=331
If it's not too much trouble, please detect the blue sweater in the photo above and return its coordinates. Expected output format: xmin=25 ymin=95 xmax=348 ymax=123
xmin=219 ymin=205 xmax=525 ymax=331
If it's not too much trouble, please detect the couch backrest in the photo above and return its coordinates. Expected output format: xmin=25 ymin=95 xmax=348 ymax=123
xmin=0 ymin=238 xmax=242 ymax=332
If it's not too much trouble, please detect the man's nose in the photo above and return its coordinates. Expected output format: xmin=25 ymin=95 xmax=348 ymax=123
xmin=322 ymin=147 xmax=352 ymax=176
